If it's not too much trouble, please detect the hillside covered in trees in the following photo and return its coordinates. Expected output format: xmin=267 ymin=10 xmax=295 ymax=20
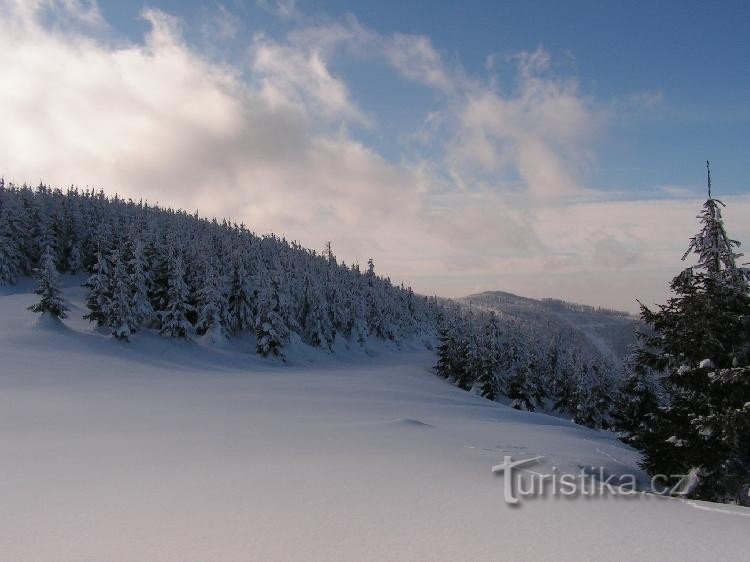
xmin=2 ymin=179 xmax=622 ymax=428
xmin=0 ymin=180 xmax=438 ymax=355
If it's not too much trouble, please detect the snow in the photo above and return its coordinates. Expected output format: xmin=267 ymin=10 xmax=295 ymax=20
xmin=699 ymin=358 xmax=715 ymax=369
xmin=1 ymin=279 xmax=748 ymax=561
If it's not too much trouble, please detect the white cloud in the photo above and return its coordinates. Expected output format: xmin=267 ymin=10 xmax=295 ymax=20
xmin=383 ymin=33 xmax=453 ymax=91
xmin=256 ymin=0 xmax=299 ymax=20
xmin=250 ymin=33 xmax=370 ymax=125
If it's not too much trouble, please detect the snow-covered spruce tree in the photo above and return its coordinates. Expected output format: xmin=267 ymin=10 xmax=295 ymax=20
xmin=365 ymin=258 xmax=386 ymax=339
xmin=28 ymin=246 xmax=68 ymax=319
xmin=108 ymin=247 xmax=137 ymax=340
xmin=571 ymin=361 xmax=614 ymax=429
xmin=434 ymin=306 xmax=471 ymax=380
xmin=226 ymin=253 xmax=254 ymax=335
xmin=0 ymin=203 xmax=22 ymax=284
xmin=434 ymin=323 xmax=454 ymax=379
xmin=300 ymin=273 xmax=333 ymax=349
xmin=629 ymin=163 xmax=750 ymax=504
xmin=83 ymin=246 xmax=112 ymax=327
xmin=506 ymin=361 xmax=540 ymax=412
xmin=195 ymin=260 xmax=228 ymax=342
xmin=145 ymin=237 xmax=169 ymax=321
xmin=66 ymin=240 xmax=83 ymax=274
xmin=127 ymin=239 xmax=155 ymax=328
xmin=612 ymin=351 xmax=661 ymax=450
xmin=477 ymin=314 xmax=501 ymax=400
xmin=255 ymin=264 xmax=290 ymax=357
xmin=159 ymin=250 xmax=193 ymax=339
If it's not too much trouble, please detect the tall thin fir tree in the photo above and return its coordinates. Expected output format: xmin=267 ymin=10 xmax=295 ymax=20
xmin=28 ymin=246 xmax=68 ymax=319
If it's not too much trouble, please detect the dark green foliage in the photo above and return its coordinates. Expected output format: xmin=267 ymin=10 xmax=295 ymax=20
xmin=622 ymin=165 xmax=750 ymax=504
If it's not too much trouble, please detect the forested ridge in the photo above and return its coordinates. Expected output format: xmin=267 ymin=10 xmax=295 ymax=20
xmin=1 ymin=179 xmax=622 ymax=428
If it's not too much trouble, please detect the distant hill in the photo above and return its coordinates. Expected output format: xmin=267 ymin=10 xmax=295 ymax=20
xmin=459 ymin=291 xmax=641 ymax=366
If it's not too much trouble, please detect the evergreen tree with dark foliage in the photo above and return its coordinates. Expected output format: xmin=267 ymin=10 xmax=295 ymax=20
xmin=83 ymin=246 xmax=112 ymax=327
xmin=28 ymin=246 xmax=68 ymax=319
xmin=108 ymin=247 xmax=136 ymax=340
xmin=612 ymin=353 xmax=661 ymax=450
xmin=159 ymin=251 xmax=193 ymax=339
xmin=255 ymin=263 xmax=290 ymax=356
xmin=627 ymin=163 xmax=750 ymax=504
xmin=477 ymin=315 xmax=501 ymax=400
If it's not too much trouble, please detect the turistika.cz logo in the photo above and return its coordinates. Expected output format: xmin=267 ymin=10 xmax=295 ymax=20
xmin=491 ymin=455 xmax=698 ymax=505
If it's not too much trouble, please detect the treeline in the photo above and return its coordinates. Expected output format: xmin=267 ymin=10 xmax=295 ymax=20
xmin=0 ymin=180 xmax=438 ymax=355
xmin=540 ymin=298 xmax=632 ymax=318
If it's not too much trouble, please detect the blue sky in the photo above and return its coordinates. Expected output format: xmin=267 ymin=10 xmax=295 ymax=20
xmin=1 ymin=0 xmax=748 ymax=310
xmin=94 ymin=0 xmax=750 ymax=195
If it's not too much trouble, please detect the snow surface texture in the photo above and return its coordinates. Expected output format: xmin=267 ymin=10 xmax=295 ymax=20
xmin=1 ymin=280 xmax=747 ymax=561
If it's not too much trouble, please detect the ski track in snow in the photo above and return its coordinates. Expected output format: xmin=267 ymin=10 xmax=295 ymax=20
xmin=0 ymin=280 xmax=747 ymax=561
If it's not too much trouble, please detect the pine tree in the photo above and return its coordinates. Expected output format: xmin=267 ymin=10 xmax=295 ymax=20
xmin=28 ymin=246 xmax=68 ymax=319
xmin=629 ymin=163 xmax=750 ymax=503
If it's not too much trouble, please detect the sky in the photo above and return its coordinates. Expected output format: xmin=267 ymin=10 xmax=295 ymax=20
xmin=1 ymin=0 xmax=748 ymax=311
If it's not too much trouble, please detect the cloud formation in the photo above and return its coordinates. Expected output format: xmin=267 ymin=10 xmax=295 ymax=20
xmin=1 ymin=1 xmax=747 ymax=311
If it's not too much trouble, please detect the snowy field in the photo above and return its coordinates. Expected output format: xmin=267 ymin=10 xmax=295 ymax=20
xmin=1 ymin=279 xmax=748 ymax=561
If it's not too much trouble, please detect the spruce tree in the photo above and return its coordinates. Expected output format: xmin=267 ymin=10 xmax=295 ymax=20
xmin=128 ymin=240 xmax=155 ymax=328
xmin=28 ymin=246 xmax=68 ymax=319
xmin=477 ymin=315 xmax=501 ymax=400
xmin=0 ymin=205 xmax=22 ymax=284
xmin=159 ymin=251 xmax=193 ymax=339
xmin=226 ymin=255 xmax=254 ymax=334
xmin=195 ymin=261 xmax=227 ymax=342
xmin=630 ymin=163 xmax=750 ymax=503
xmin=108 ymin=248 xmax=136 ymax=340
xmin=612 ymin=352 xmax=661 ymax=449
xmin=434 ymin=324 xmax=454 ymax=379
xmin=83 ymin=247 xmax=112 ymax=327
xmin=255 ymin=266 xmax=290 ymax=357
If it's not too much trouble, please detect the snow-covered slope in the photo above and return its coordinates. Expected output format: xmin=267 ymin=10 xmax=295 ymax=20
xmin=1 ymin=281 xmax=747 ymax=561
